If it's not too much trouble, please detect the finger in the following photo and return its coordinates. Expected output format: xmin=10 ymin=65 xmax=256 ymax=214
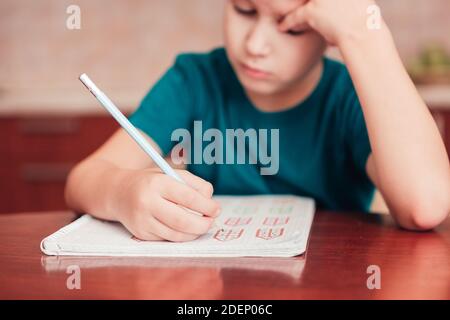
xmin=161 ymin=176 xmax=221 ymax=218
xmin=177 ymin=170 xmax=215 ymax=198
xmin=279 ymin=5 xmax=309 ymax=32
xmin=147 ymin=214 xmax=201 ymax=242
xmin=153 ymin=198 xmax=214 ymax=235
xmin=121 ymin=216 xmax=166 ymax=241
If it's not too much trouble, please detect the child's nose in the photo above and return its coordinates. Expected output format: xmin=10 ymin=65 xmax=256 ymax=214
xmin=245 ymin=22 xmax=271 ymax=58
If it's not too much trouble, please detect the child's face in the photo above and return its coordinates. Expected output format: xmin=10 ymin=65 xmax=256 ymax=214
xmin=224 ymin=0 xmax=326 ymax=96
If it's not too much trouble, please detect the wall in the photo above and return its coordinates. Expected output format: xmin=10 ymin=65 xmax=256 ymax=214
xmin=1 ymin=0 xmax=449 ymax=96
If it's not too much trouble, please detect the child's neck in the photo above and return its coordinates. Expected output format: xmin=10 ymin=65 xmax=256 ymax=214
xmin=245 ymin=60 xmax=324 ymax=113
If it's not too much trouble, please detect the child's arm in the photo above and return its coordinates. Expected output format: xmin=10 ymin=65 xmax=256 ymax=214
xmin=280 ymin=0 xmax=450 ymax=230
xmin=65 ymin=128 xmax=220 ymax=241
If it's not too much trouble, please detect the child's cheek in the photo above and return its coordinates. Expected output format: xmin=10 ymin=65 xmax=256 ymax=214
xmin=274 ymin=37 xmax=324 ymax=82
xmin=224 ymin=14 xmax=248 ymax=58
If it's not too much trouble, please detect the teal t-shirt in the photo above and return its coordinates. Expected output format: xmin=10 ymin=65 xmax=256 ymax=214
xmin=129 ymin=48 xmax=375 ymax=211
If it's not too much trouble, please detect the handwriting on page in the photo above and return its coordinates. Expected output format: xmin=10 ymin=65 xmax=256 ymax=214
xmin=210 ymin=199 xmax=296 ymax=242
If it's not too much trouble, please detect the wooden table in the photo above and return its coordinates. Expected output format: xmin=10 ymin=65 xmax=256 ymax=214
xmin=0 ymin=210 xmax=449 ymax=299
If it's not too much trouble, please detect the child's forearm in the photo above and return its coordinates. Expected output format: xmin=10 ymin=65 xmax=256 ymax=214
xmin=339 ymin=25 xmax=450 ymax=229
xmin=65 ymin=158 xmax=130 ymax=221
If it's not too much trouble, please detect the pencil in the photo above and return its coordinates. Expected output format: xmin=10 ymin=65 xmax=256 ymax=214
xmin=79 ymin=74 xmax=221 ymax=230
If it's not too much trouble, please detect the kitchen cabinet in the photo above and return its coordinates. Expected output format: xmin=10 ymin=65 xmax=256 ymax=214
xmin=0 ymin=116 xmax=119 ymax=213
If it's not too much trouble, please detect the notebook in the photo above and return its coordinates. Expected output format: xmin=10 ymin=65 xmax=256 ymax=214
xmin=40 ymin=195 xmax=315 ymax=258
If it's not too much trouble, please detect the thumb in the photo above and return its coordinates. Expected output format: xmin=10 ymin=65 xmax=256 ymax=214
xmin=279 ymin=5 xmax=309 ymax=32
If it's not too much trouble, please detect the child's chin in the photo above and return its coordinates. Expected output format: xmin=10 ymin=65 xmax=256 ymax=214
xmin=241 ymin=80 xmax=282 ymax=96
xmin=244 ymin=85 xmax=279 ymax=96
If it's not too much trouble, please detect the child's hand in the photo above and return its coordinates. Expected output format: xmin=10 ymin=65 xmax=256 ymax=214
xmin=279 ymin=0 xmax=379 ymax=46
xmin=112 ymin=168 xmax=221 ymax=242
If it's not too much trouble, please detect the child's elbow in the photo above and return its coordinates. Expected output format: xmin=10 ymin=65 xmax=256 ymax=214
xmin=403 ymin=195 xmax=450 ymax=231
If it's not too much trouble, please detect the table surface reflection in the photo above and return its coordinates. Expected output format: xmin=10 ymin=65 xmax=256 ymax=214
xmin=0 ymin=210 xmax=449 ymax=299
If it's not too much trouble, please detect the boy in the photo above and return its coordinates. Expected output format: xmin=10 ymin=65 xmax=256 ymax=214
xmin=65 ymin=0 xmax=450 ymax=242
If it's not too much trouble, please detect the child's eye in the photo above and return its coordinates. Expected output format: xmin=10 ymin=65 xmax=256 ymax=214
xmin=286 ymin=29 xmax=306 ymax=36
xmin=233 ymin=5 xmax=257 ymax=16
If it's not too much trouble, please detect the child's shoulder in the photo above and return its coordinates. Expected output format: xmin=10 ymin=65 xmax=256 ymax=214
xmin=173 ymin=47 xmax=229 ymax=74
xmin=323 ymin=57 xmax=354 ymax=88
xmin=320 ymin=56 xmax=361 ymax=107
xmin=170 ymin=47 xmax=234 ymax=95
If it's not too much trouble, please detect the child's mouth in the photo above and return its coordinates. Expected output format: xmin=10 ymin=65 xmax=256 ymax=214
xmin=240 ymin=63 xmax=272 ymax=79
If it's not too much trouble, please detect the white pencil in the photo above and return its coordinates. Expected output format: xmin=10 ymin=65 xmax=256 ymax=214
xmin=79 ymin=73 xmax=185 ymax=183
xmin=79 ymin=73 xmax=220 ymax=228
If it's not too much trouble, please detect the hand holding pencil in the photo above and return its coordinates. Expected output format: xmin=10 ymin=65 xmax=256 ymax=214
xmin=79 ymin=74 xmax=221 ymax=242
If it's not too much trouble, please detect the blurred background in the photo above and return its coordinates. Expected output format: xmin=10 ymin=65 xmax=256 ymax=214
xmin=1 ymin=0 xmax=449 ymax=214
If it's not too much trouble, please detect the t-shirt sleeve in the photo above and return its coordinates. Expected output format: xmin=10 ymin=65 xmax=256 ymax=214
xmin=342 ymin=89 xmax=372 ymax=178
xmin=128 ymin=55 xmax=196 ymax=156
